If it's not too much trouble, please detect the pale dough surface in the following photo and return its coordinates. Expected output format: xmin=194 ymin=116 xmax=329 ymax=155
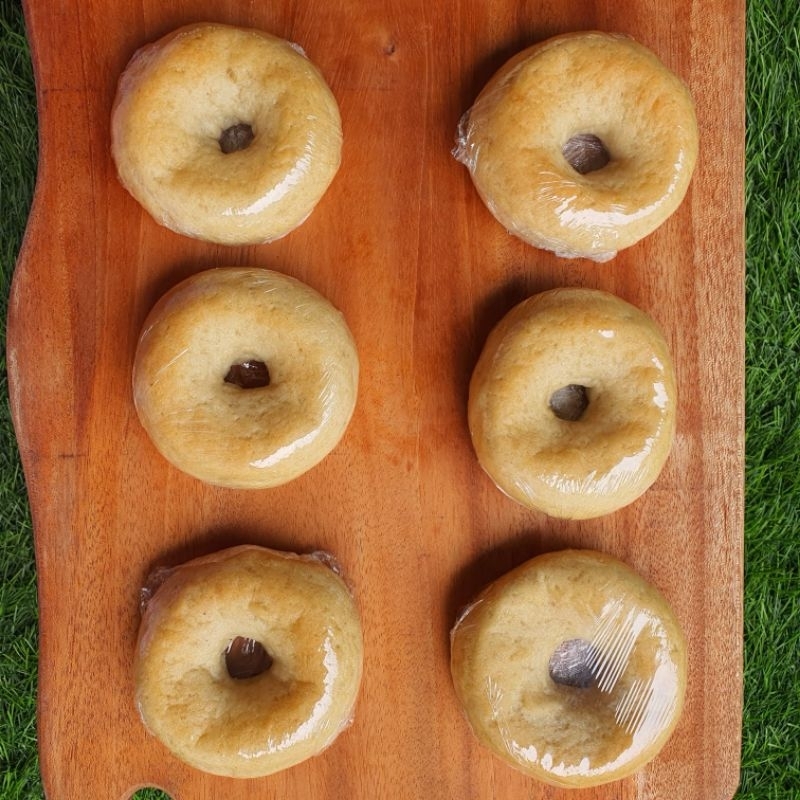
xmin=112 ymin=22 xmax=342 ymax=244
xmin=450 ymin=549 xmax=687 ymax=788
xmin=135 ymin=545 xmax=364 ymax=778
xmin=468 ymin=288 xmax=676 ymax=519
xmin=133 ymin=267 xmax=359 ymax=488
xmin=456 ymin=31 xmax=699 ymax=261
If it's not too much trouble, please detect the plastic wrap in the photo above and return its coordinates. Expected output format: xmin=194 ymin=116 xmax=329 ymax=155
xmin=135 ymin=544 xmax=364 ymax=779
xmin=453 ymin=31 xmax=699 ymax=262
xmin=468 ymin=287 xmax=676 ymax=519
xmin=111 ymin=22 xmax=342 ymax=246
xmin=132 ymin=267 xmax=359 ymax=489
xmin=450 ymin=549 xmax=687 ymax=788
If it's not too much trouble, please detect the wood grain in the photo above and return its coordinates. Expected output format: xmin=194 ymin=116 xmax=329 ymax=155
xmin=7 ymin=0 xmax=744 ymax=798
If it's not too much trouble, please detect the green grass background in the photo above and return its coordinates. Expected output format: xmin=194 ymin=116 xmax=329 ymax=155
xmin=0 ymin=0 xmax=798 ymax=797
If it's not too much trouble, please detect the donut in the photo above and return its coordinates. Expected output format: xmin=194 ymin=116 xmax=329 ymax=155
xmin=135 ymin=545 xmax=364 ymax=778
xmin=468 ymin=288 xmax=676 ymax=519
xmin=454 ymin=31 xmax=699 ymax=261
xmin=450 ymin=549 xmax=687 ymax=788
xmin=133 ymin=267 xmax=359 ymax=488
xmin=111 ymin=22 xmax=342 ymax=245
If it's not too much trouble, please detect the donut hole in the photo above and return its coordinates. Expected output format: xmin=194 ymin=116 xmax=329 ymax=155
xmin=562 ymin=134 xmax=611 ymax=175
xmin=224 ymin=636 xmax=273 ymax=680
xmin=219 ymin=122 xmax=255 ymax=154
xmin=224 ymin=359 xmax=270 ymax=389
xmin=548 ymin=638 xmax=598 ymax=689
xmin=549 ymin=384 xmax=590 ymax=422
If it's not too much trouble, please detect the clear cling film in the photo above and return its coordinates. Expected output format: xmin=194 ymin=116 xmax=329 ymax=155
xmin=453 ymin=31 xmax=699 ymax=261
xmin=468 ymin=287 xmax=676 ymax=519
xmin=450 ymin=549 xmax=687 ymax=788
xmin=111 ymin=22 xmax=342 ymax=246
xmin=132 ymin=267 xmax=359 ymax=489
xmin=135 ymin=545 xmax=364 ymax=779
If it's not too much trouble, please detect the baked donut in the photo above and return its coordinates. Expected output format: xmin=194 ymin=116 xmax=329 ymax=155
xmin=450 ymin=549 xmax=687 ymax=788
xmin=468 ymin=288 xmax=676 ymax=519
xmin=111 ymin=22 xmax=342 ymax=245
xmin=133 ymin=267 xmax=358 ymax=488
xmin=135 ymin=545 xmax=364 ymax=778
xmin=454 ymin=31 xmax=699 ymax=261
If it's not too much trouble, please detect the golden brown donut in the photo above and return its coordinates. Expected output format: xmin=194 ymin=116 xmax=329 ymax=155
xmin=468 ymin=288 xmax=676 ymax=519
xmin=450 ymin=549 xmax=687 ymax=788
xmin=135 ymin=545 xmax=364 ymax=778
xmin=111 ymin=22 xmax=342 ymax=245
xmin=454 ymin=31 xmax=699 ymax=261
xmin=133 ymin=267 xmax=359 ymax=488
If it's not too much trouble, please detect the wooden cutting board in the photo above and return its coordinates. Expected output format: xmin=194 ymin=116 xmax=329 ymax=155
xmin=7 ymin=0 xmax=744 ymax=798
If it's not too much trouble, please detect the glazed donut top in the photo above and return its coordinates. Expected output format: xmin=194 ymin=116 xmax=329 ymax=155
xmin=450 ymin=550 xmax=687 ymax=788
xmin=455 ymin=31 xmax=699 ymax=261
xmin=468 ymin=288 xmax=676 ymax=519
xmin=111 ymin=22 xmax=342 ymax=245
xmin=133 ymin=267 xmax=359 ymax=489
xmin=135 ymin=545 xmax=364 ymax=778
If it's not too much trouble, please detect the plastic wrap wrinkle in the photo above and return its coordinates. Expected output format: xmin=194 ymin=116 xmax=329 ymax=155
xmin=484 ymin=597 xmax=681 ymax=779
xmin=452 ymin=109 xmax=477 ymax=169
xmin=134 ymin=545 xmax=364 ymax=778
xmin=453 ymin=31 xmax=698 ymax=260
xmin=449 ymin=550 xmax=687 ymax=787
xmin=111 ymin=22 xmax=343 ymax=245
xmin=132 ymin=268 xmax=358 ymax=489
xmin=468 ymin=288 xmax=676 ymax=518
xmin=138 ymin=565 xmax=175 ymax=614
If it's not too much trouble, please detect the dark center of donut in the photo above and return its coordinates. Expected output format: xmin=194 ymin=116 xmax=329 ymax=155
xmin=549 ymin=384 xmax=589 ymax=421
xmin=562 ymin=134 xmax=611 ymax=175
xmin=219 ymin=123 xmax=255 ymax=154
xmin=548 ymin=638 xmax=598 ymax=689
xmin=225 ymin=636 xmax=273 ymax=680
xmin=224 ymin=360 xmax=270 ymax=389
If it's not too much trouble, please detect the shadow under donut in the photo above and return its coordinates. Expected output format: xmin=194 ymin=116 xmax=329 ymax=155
xmin=443 ymin=528 xmax=571 ymax=653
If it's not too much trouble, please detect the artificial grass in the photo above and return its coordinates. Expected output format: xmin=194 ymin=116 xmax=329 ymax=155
xmin=0 ymin=0 xmax=798 ymax=797
xmin=740 ymin=0 xmax=800 ymax=797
